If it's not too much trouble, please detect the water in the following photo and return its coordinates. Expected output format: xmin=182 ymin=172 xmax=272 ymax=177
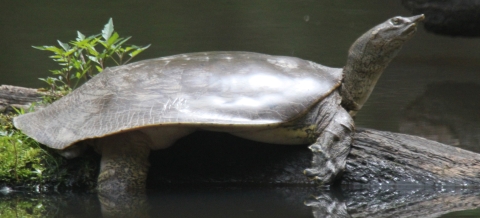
xmin=1 ymin=0 xmax=479 ymax=217
xmin=2 ymin=186 xmax=480 ymax=217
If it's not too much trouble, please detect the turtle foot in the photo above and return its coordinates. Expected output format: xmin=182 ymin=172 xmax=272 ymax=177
xmin=305 ymin=107 xmax=353 ymax=185
xmin=303 ymin=154 xmax=338 ymax=185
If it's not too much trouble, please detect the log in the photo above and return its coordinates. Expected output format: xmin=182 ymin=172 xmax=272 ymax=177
xmin=343 ymin=129 xmax=480 ymax=186
xmin=2 ymin=84 xmax=480 ymax=187
xmin=0 ymin=85 xmax=45 ymax=113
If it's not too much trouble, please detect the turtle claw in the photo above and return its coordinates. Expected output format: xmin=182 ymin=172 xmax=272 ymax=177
xmin=303 ymin=169 xmax=324 ymax=183
xmin=304 ymin=160 xmax=337 ymax=184
xmin=303 ymin=169 xmax=316 ymax=177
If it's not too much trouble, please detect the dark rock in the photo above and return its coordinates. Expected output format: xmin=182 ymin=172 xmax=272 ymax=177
xmin=402 ymin=0 xmax=480 ymax=37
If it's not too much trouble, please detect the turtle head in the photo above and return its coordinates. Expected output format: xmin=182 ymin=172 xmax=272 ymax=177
xmin=341 ymin=15 xmax=424 ymax=114
xmin=367 ymin=15 xmax=425 ymax=55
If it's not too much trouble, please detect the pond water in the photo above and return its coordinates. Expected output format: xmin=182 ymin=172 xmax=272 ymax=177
xmin=1 ymin=0 xmax=480 ymax=217
xmin=2 ymin=186 xmax=480 ymax=217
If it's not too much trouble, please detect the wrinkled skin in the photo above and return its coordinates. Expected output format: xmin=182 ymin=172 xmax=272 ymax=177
xmin=13 ymin=15 xmax=424 ymax=196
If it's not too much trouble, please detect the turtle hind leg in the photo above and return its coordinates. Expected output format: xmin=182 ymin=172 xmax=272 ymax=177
xmin=96 ymin=131 xmax=151 ymax=194
xmin=304 ymin=107 xmax=354 ymax=185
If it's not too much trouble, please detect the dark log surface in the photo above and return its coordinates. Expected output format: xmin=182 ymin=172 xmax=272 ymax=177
xmin=2 ymin=84 xmax=480 ymax=187
xmin=344 ymin=129 xmax=480 ymax=186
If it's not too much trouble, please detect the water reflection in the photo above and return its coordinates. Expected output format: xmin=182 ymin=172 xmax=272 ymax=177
xmin=2 ymin=186 xmax=480 ymax=217
xmin=98 ymin=192 xmax=150 ymax=218
xmin=0 ymin=191 xmax=102 ymax=217
xmin=309 ymin=186 xmax=480 ymax=218
xmin=400 ymin=82 xmax=480 ymax=152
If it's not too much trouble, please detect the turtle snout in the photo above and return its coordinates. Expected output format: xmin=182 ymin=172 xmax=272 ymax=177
xmin=408 ymin=14 xmax=425 ymax=23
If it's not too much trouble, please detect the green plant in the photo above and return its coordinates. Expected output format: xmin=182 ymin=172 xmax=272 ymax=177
xmin=0 ymin=113 xmax=98 ymax=189
xmin=0 ymin=113 xmax=46 ymax=185
xmin=34 ymin=18 xmax=150 ymax=93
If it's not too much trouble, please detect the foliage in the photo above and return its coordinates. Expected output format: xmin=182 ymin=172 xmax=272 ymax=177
xmin=0 ymin=114 xmax=49 ymax=185
xmin=33 ymin=18 xmax=150 ymax=95
xmin=0 ymin=113 xmax=99 ymax=190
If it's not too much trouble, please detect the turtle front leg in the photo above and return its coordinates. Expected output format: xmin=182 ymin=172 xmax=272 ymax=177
xmin=93 ymin=131 xmax=152 ymax=217
xmin=304 ymin=108 xmax=354 ymax=184
xmin=95 ymin=131 xmax=151 ymax=193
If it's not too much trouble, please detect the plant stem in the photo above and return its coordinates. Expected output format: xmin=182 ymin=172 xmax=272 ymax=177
xmin=11 ymin=139 xmax=18 ymax=182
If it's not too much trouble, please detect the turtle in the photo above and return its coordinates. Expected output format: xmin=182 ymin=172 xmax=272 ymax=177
xmin=14 ymin=15 xmax=424 ymax=193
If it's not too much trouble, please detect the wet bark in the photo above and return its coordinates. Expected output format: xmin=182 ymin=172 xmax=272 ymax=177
xmin=343 ymin=129 xmax=480 ymax=186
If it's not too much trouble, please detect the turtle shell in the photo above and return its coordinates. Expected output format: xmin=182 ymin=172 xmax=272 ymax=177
xmin=14 ymin=52 xmax=342 ymax=149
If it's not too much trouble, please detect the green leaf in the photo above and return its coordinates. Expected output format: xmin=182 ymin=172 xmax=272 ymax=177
xmin=57 ymin=40 xmax=70 ymax=51
xmin=87 ymin=55 xmax=99 ymax=64
xmin=72 ymin=59 xmax=82 ymax=69
xmin=50 ymin=70 xmax=62 ymax=75
xmin=86 ymin=46 xmax=99 ymax=56
xmin=11 ymin=106 xmax=25 ymax=115
xmin=102 ymin=18 xmax=114 ymax=41
xmin=76 ymin=31 xmax=85 ymax=41
xmin=113 ymin=36 xmax=132 ymax=49
xmin=33 ymin=46 xmax=64 ymax=54
xmin=49 ymin=55 xmax=63 ymax=59
xmin=39 ymin=76 xmax=59 ymax=84
xmin=129 ymin=44 xmax=151 ymax=57
xmin=32 ymin=45 xmax=48 ymax=50
xmin=123 ymin=45 xmax=136 ymax=53
xmin=95 ymin=65 xmax=103 ymax=72
xmin=106 ymin=32 xmax=119 ymax=48
xmin=64 ymin=48 xmax=77 ymax=57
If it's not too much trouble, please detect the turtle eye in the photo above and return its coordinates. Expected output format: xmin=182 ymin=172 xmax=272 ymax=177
xmin=391 ymin=18 xmax=402 ymax=26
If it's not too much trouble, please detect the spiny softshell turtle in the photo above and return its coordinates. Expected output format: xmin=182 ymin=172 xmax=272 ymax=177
xmin=14 ymin=15 xmax=424 ymax=193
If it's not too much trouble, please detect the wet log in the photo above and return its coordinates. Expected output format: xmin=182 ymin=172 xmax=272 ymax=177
xmin=0 ymin=85 xmax=45 ymax=113
xmin=343 ymin=129 xmax=480 ymax=186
